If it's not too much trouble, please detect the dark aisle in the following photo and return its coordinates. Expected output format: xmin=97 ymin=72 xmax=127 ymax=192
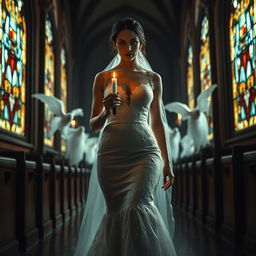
xmin=23 ymin=207 xmax=249 ymax=256
xmin=22 ymin=213 xmax=82 ymax=256
xmin=173 ymin=209 xmax=247 ymax=256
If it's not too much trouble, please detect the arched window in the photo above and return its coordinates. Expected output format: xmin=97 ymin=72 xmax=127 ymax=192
xmin=230 ymin=0 xmax=255 ymax=131
xmin=199 ymin=14 xmax=214 ymax=140
xmin=0 ymin=0 xmax=26 ymax=136
xmin=44 ymin=15 xmax=55 ymax=146
xmin=187 ymin=45 xmax=195 ymax=109
xmin=60 ymin=46 xmax=67 ymax=152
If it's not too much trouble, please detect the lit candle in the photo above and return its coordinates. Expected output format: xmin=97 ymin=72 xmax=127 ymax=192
xmin=70 ymin=120 xmax=77 ymax=128
xmin=112 ymin=72 xmax=117 ymax=94
xmin=112 ymin=72 xmax=117 ymax=115
xmin=176 ymin=113 xmax=182 ymax=126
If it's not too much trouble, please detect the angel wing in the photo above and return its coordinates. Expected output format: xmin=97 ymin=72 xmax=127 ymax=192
xmin=196 ymin=84 xmax=218 ymax=112
xmin=70 ymin=108 xmax=84 ymax=117
xmin=165 ymin=102 xmax=191 ymax=120
xmin=188 ymin=112 xmax=209 ymax=152
xmin=49 ymin=116 xmax=62 ymax=137
xmin=32 ymin=94 xmax=65 ymax=116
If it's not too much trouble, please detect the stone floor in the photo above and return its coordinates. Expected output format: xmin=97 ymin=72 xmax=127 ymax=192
xmin=23 ymin=207 xmax=250 ymax=256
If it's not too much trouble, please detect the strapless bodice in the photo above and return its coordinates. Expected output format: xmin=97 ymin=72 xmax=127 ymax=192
xmin=104 ymin=82 xmax=154 ymax=125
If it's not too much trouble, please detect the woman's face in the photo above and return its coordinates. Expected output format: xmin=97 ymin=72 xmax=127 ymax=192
xmin=113 ymin=29 xmax=141 ymax=61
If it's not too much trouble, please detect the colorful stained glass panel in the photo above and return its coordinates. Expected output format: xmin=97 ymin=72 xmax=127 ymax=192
xmin=187 ymin=45 xmax=195 ymax=109
xmin=230 ymin=0 xmax=256 ymax=131
xmin=199 ymin=14 xmax=214 ymax=140
xmin=0 ymin=0 xmax=26 ymax=136
xmin=200 ymin=15 xmax=212 ymax=91
xmin=44 ymin=16 xmax=55 ymax=146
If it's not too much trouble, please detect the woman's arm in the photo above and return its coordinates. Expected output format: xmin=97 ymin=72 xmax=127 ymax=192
xmin=150 ymin=72 xmax=174 ymax=190
xmin=89 ymin=72 xmax=121 ymax=132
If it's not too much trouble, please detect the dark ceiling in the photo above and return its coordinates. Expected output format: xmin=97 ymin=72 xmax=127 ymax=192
xmin=68 ymin=0 xmax=183 ymax=58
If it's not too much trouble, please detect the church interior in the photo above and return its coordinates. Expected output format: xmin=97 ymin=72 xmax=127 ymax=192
xmin=0 ymin=0 xmax=255 ymax=255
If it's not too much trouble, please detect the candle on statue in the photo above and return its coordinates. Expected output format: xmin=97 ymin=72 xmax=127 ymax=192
xmin=70 ymin=120 xmax=77 ymax=128
xmin=176 ymin=114 xmax=182 ymax=126
xmin=112 ymin=72 xmax=117 ymax=115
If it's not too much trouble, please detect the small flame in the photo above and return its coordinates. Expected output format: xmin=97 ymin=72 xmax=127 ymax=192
xmin=176 ymin=114 xmax=182 ymax=126
xmin=113 ymin=72 xmax=116 ymax=78
xmin=70 ymin=120 xmax=77 ymax=128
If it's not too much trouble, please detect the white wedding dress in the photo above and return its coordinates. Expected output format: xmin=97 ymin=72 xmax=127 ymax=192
xmin=81 ymin=72 xmax=177 ymax=256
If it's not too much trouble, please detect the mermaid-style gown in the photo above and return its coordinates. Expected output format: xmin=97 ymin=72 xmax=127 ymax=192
xmin=87 ymin=81 xmax=177 ymax=256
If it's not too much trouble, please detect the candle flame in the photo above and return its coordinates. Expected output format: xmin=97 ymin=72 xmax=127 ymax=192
xmin=113 ymin=72 xmax=116 ymax=78
xmin=176 ymin=114 xmax=182 ymax=126
xmin=70 ymin=120 xmax=77 ymax=128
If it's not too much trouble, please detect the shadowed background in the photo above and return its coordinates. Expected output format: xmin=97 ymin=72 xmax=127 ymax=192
xmin=67 ymin=0 xmax=183 ymax=131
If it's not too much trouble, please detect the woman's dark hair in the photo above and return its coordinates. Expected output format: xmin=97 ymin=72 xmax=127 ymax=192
xmin=110 ymin=17 xmax=146 ymax=54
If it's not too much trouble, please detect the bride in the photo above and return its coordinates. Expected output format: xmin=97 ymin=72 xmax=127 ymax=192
xmin=74 ymin=17 xmax=177 ymax=256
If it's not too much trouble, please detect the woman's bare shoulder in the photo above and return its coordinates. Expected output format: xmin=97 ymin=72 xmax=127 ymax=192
xmin=140 ymin=70 xmax=162 ymax=90
xmin=140 ymin=69 xmax=161 ymax=80
xmin=95 ymin=70 xmax=109 ymax=80
xmin=151 ymin=71 xmax=161 ymax=81
xmin=94 ymin=70 xmax=114 ymax=86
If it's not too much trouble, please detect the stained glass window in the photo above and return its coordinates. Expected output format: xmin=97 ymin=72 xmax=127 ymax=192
xmin=0 ymin=0 xmax=26 ymax=136
xmin=187 ymin=45 xmax=195 ymax=109
xmin=60 ymin=47 xmax=67 ymax=152
xmin=200 ymin=15 xmax=212 ymax=91
xmin=230 ymin=0 xmax=255 ymax=131
xmin=44 ymin=16 xmax=55 ymax=146
xmin=199 ymin=14 xmax=214 ymax=140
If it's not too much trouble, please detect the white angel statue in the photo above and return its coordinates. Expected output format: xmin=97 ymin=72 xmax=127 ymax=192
xmin=32 ymin=93 xmax=84 ymax=137
xmin=165 ymin=84 xmax=217 ymax=152
xmin=62 ymin=126 xmax=89 ymax=166
xmin=167 ymin=126 xmax=181 ymax=162
xmin=180 ymin=134 xmax=195 ymax=158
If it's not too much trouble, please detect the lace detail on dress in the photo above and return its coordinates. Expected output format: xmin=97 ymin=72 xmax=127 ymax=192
xmin=101 ymin=70 xmax=156 ymax=92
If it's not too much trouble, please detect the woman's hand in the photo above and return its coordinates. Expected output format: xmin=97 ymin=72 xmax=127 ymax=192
xmin=103 ymin=93 xmax=121 ymax=114
xmin=161 ymin=164 xmax=174 ymax=191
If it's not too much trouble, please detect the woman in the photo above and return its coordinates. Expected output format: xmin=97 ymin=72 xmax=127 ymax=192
xmin=75 ymin=17 xmax=176 ymax=256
